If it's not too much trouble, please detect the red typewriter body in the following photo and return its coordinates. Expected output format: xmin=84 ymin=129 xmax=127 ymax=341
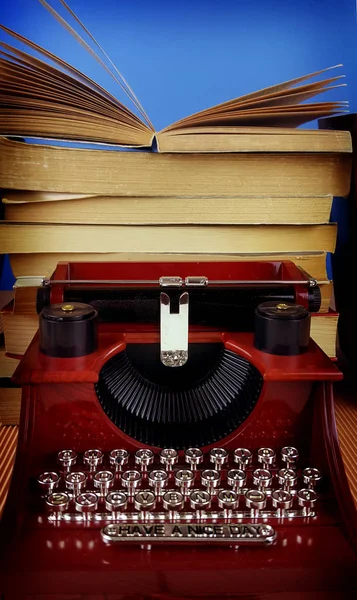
xmin=1 ymin=261 xmax=357 ymax=600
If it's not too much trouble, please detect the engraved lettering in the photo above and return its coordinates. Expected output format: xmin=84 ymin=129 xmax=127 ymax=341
xmin=143 ymin=525 xmax=153 ymax=535
xmin=214 ymin=526 xmax=224 ymax=535
xmin=188 ymin=525 xmax=202 ymax=536
xmin=132 ymin=526 xmax=142 ymax=535
xmin=154 ymin=525 xmax=165 ymax=536
xmin=229 ymin=525 xmax=241 ymax=536
xmin=171 ymin=526 xmax=183 ymax=537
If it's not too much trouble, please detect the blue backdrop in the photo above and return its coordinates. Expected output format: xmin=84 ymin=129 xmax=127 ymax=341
xmin=1 ymin=0 xmax=357 ymax=287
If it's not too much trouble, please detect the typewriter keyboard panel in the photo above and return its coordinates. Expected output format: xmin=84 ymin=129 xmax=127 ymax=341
xmin=37 ymin=446 xmax=322 ymax=545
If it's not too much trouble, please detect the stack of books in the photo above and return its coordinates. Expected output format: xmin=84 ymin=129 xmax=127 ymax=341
xmin=0 ymin=2 xmax=353 ymax=426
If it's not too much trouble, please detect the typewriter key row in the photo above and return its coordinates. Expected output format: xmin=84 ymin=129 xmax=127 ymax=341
xmin=56 ymin=446 xmax=302 ymax=473
xmin=45 ymin=486 xmax=318 ymax=521
xmin=38 ymin=466 xmax=321 ymax=498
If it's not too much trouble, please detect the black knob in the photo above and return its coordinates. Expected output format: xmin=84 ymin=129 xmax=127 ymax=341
xmin=39 ymin=302 xmax=97 ymax=358
xmin=254 ymin=302 xmax=310 ymax=356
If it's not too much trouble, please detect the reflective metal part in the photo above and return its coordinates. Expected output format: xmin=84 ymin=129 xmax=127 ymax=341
xmin=105 ymin=491 xmax=128 ymax=519
xmin=83 ymin=449 xmax=104 ymax=472
xmin=281 ymin=446 xmax=299 ymax=467
xmin=134 ymin=449 xmax=154 ymax=471
xmin=257 ymin=448 xmax=276 ymax=466
xmin=160 ymin=292 xmax=189 ymax=367
xmin=159 ymin=276 xmax=183 ymax=287
xmin=184 ymin=448 xmax=203 ymax=470
xmin=46 ymin=492 xmax=70 ymax=518
xmin=134 ymin=490 xmax=156 ymax=517
xmin=75 ymin=492 xmax=99 ymax=517
xmin=201 ymin=469 xmax=221 ymax=493
xmin=245 ymin=489 xmax=267 ymax=518
xmin=57 ymin=450 xmax=77 ymax=473
xmin=277 ymin=468 xmax=298 ymax=492
xmin=185 ymin=276 xmax=208 ymax=287
xmin=162 ymin=490 xmax=185 ymax=519
xmin=233 ymin=448 xmax=252 ymax=469
xmin=159 ymin=448 xmax=179 ymax=470
xmin=302 ymin=467 xmax=322 ymax=489
xmin=121 ymin=469 xmax=142 ymax=497
xmin=209 ymin=447 xmax=228 ymax=470
xmin=252 ymin=468 xmax=273 ymax=490
xmin=101 ymin=522 xmax=277 ymax=545
xmin=227 ymin=469 xmax=247 ymax=490
xmin=93 ymin=470 xmax=115 ymax=497
xmin=297 ymin=488 xmax=318 ymax=516
xmin=190 ymin=490 xmax=211 ymax=514
xmin=148 ymin=469 xmax=169 ymax=495
xmin=109 ymin=449 xmax=129 ymax=472
xmin=65 ymin=471 xmax=87 ymax=496
xmin=13 ymin=276 xmax=47 ymax=288
xmin=271 ymin=489 xmax=293 ymax=516
xmin=175 ymin=469 xmax=195 ymax=494
xmin=38 ymin=471 xmax=60 ymax=495
xmin=217 ymin=489 xmax=239 ymax=518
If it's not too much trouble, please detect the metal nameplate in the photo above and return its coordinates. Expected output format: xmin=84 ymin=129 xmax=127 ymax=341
xmin=101 ymin=522 xmax=277 ymax=545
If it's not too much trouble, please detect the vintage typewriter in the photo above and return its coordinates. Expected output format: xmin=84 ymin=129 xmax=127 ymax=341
xmin=1 ymin=260 xmax=357 ymax=599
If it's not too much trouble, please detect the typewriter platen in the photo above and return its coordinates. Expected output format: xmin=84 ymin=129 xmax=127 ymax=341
xmin=1 ymin=260 xmax=357 ymax=599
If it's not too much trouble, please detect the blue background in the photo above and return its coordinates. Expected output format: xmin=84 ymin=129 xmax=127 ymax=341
xmin=1 ymin=0 xmax=357 ymax=287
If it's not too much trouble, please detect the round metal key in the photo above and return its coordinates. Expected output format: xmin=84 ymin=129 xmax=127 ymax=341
xmin=134 ymin=490 xmax=156 ymax=512
xmin=162 ymin=490 xmax=185 ymax=512
xmin=160 ymin=448 xmax=179 ymax=470
xmin=281 ymin=446 xmax=299 ymax=467
xmin=57 ymin=450 xmax=77 ymax=472
xmin=217 ymin=489 xmax=239 ymax=511
xmin=252 ymin=468 xmax=272 ymax=490
xmin=83 ymin=449 xmax=104 ymax=472
xmin=272 ymin=489 xmax=293 ymax=513
xmin=245 ymin=489 xmax=267 ymax=513
xmin=121 ymin=470 xmax=142 ymax=495
xmin=75 ymin=492 xmax=98 ymax=515
xmin=46 ymin=492 xmax=70 ymax=516
xmin=190 ymin=490 xmax=211 ymax=511
xmin=201 ymin=469 xmax=221 ymax=491
xmin=277 ymin=468 xmax=298 ymax=491
xmin=148 ymin=469 xmax=169 ymax=494
xmin=93 ymin=470 xmax=114 ymax=496
xmin=257 ymin=447 xmax=276 ymax=466
xmin=233 ymin=448 xmax=252 ymax=469
xmin=209 ymin=448 xmax=228 ymax=470
xmin=227 ymin=469 xmax=247 ymax=490
xmin=297 ymin=488 xmax=318 ymax=512
xmin=302 ymin=467 xmax=322 ymax=489
xmin=105 ymin=491 xmax=128 ymax=515
xmin=134 ymin=449 xmax=154 ymax=471
xmin=109 ymin=449 xmax=129 ymax=472
xmin=38 ymin=471 xmax=60 ymax=495
xmin=175 ymin=469 xmax=195 ymax=491
xmin=65 ymin=471 xmax=87 ymax=495
xmin=184 ymin=448 xmax=203 ymax=470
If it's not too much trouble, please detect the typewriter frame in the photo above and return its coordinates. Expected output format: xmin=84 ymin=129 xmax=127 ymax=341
xmin=1 ymin=259 xmax=357 ymax=599
xmin=1 ymin=330 xmax=357 ymax=598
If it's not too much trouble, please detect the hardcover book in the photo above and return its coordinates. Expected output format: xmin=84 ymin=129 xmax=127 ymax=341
xmin=0 ymin=0 xmax=350 ymax=152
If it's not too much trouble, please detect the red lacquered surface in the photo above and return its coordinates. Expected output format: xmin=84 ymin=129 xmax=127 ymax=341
xmin=1 ymin=329 xmax=356 ymax=599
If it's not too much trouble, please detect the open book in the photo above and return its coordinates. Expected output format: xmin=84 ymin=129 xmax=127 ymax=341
xmin=0 ymin=0 xmax=349 ymax=152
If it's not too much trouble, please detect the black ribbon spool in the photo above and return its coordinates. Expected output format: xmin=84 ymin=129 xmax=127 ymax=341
xmin=254 ymin=301 xmax=311 ymax=356
xmin=39 ymin=302 xmax=98 ymax=358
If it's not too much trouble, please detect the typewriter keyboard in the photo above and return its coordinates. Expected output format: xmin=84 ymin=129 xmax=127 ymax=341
xmin=37 ymin=446 xmax=322 ymax=545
